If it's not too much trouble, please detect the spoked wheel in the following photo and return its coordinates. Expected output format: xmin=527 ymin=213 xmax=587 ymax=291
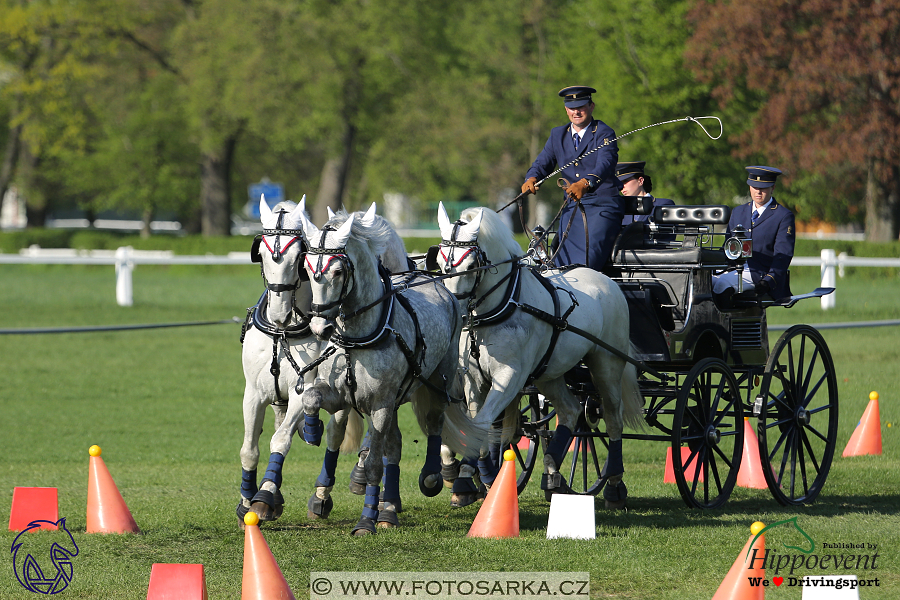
xmin=555 ymin=393 xmax=609 ymax=496
xmin=672 ymin=358 xmax=744 ymax=509
xmin=757 ymin=325 xmax=838 ymax=505
xmin=510 ymin=389 xmax=551 ymax=494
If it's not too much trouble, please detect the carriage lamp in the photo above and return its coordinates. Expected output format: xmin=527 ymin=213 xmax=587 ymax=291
xmin=724 ymin=225 xmax=753 ymax=260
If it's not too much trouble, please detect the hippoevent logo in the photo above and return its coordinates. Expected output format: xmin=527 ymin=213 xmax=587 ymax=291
xmin=10 ymin=519 xmax=79 ymax=594
xmin=744 ymin=517 xmax=880 ymax=591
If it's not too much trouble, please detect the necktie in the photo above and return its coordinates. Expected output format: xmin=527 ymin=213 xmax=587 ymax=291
xmin=751 ymin=210 xmax=759 ymax=226
xmin=573 ymin=133 xmax=579 ymax=150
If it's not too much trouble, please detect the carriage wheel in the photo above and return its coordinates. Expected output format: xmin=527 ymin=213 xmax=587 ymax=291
xmin=559 ymin=395 xmax=608 ymax=496
xmin=757 ymin=325 xmax=838 ymax=506
xmin=509 ymin=390 xmax=550 ymax=495
xmin=672 ymin=358 xmax=744 ymax=509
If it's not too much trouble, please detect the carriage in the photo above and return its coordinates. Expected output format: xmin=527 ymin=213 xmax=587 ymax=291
xmin=505 ymin=198 xmax=839 ymax=510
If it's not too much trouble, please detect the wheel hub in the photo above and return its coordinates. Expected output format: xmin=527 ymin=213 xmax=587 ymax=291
xmin=705 ymin=425 xmax=721 ymax=446
xmin=795 ymin=407 xmax=810 ymax=427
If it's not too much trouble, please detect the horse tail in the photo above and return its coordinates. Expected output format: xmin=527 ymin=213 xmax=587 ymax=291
xmin=621 ymin=344 xmax=646 ymax=432
xmin=497 ymin=403 xmax=520 ymax=449
xmin=339 ymin=409 xmax=365 ymax=454
xmin=441 ymin=402 xmax=486 ymax=459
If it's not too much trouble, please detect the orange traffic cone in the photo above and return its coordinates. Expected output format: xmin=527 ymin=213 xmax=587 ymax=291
xmin=664 ymin=447 xmax=703 ymax=483
xmin=467 ymin=449 xmax=519 ymax=538
xmin=736 ymin=418 xmax=767 ymax=489
xmin=241 ymin=512 xmax=296 ymax=600
xmin=843 ymin=391 xmax=883 ymax=457
xmin=9 ymin=487 xmax=59 ymax=532
xmin=86 ymin=445 xmax=139 ymax=534
xmin=712 ymin=521 xmax=766 ymax=600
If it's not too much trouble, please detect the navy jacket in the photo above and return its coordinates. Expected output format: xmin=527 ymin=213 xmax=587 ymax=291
xmin=727 ymin=199 xmax=795 ymax=299
xmin=525 ymin=119 xmax=623 ymax=269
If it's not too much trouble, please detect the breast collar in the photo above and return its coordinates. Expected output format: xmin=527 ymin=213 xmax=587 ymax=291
xmin=329 ymin=265 xmax=395 ymax=349
xmin=250 ymin=291 xmax=311 ymax=338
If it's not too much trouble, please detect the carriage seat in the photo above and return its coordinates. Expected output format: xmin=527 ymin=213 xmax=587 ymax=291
xmin=610 ymin=205 xmax=732 ymax=268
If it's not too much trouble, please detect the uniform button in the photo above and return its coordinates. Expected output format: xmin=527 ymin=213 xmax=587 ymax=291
xmin=574 ymin=161 xmax=579 ymax=166
xmin=575 ymin=173 xmax=580 ymax=177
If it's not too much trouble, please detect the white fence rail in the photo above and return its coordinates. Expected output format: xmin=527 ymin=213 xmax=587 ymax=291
xmin=2 ymin=246 xmax=899 ymax=308
xmin=791 ymin=249 xmax=900 ymax=310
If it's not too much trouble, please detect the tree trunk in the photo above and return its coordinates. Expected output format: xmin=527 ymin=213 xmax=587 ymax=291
xmin=0 ymin=122 xmax=22 ymax=204
xmin=864 ymin=158 xmax=900 ymax=241
xmin=199 ymin=134 xmax=238 ymax=236
xmin=312 ymin=122 xmax=356 ymax=224
xmin=141 ymin=206 xmax=154 ymax=238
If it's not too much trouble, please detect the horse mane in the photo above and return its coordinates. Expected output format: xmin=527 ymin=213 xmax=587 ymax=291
xmin=327 ymin=208 xmax=409 ymax=272
xmin=459 ymin=206 xmax=523 ymax=260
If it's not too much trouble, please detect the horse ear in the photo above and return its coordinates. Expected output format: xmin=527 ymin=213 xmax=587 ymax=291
xmin=259 ymin=194 xmax=273 ymax=224
xmin=326 ymin=206 xmax=336 ymax=220
xmin=458 ymin=209 xmax=483 ymax=242
xmin=437 ymin=201 xmax=453 ymax=240
xmin=288 ymin=195 xmax=308 ymax=231
xmin=332 ymin=214 xmax=355 ymax=248
xmin=357 ymin=202 xmax=377 ymax=228
xmin=295 ymin=199 xmax=320 ymax=242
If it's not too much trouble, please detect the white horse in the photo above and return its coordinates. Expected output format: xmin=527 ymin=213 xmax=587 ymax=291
xmin=434 ymin=203 xmax=643 ymax=508
xmin=268 ymin=207 xmax=476 ymax=534
xmin=239 ymin=199 xmax=409 ymax=527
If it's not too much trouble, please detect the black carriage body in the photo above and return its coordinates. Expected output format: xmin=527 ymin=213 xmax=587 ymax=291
xmin=609 ymin=203 xmax=767 ymax=369
xmin=510 ymin=202 xmax=838 ymax=511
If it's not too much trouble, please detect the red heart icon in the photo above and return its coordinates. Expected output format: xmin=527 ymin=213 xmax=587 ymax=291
xmin=774 ymin=577 xmax=784 ymax=586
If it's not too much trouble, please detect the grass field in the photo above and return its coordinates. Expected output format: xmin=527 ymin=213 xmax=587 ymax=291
xmin=0 ymin=263 xmax=897 ymax=599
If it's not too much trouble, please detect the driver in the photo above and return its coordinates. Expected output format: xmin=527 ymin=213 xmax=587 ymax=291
xmin=521 ymin=86 xmax=623 ymax=271
xmin=713 ymin=166 xmax=795 ymax=299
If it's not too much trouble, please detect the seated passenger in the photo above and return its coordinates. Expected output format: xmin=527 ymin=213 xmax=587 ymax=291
xmin=712 ymin=166 xmax=795 ymax=300
xmin=617 ymin=161 xmax=675 ymax=226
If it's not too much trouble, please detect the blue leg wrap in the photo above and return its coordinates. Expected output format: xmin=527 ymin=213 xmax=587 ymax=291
xmin=604 ymin=439 xmax=624 ymax=477
xmin=547 ymin=425 xmax=573 ymax=467
xmin=489 ymin=443 xmax=501 ymax=466
xmin=240 ymin=469 xmax=258 ymax=500
xmin=422 ymin=435 xmax=442 ymax=474
xmin=382 ymin=458 xmax=401 ymax=502
xmin=362 ymin=485 xmax=380 ymax=520
xmin=316 ymin=449 xmax=340 ymax=488
xmin=477 ymin=454 xmax=499 ymax=487
xmin=263 ymin=452 xmax=285 ymax=488
xmin=303 ymin=413 xmax=324 ymax=446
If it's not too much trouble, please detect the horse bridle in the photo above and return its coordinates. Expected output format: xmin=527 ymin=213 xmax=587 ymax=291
xmin=252 ymin=209 xmax=308 ymax=293
xmin=432 ymin=221 xmax=491 ymax=300
xmin=305 ymin=225 xmax=356 ymax=319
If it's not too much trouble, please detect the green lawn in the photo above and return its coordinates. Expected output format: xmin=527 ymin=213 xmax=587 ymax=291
xmin=0 ymin=264 xmax=897 ymax=598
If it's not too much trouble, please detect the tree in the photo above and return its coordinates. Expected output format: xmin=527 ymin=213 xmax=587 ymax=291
xmin=686 ymin=0 xmax=900 ymax=240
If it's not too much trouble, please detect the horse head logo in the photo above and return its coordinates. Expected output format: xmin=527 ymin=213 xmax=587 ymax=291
xmin=10 ymin=518 xmax=79 ymax=594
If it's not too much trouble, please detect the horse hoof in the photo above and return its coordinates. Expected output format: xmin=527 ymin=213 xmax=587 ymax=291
xmin=349 ymin=463 xmax=367 ymax=495
xmin=441 ymin=459 xmax=460 ymax=489
xmin=419 ymin=472 xmax=442 ymax=497
xmin=308 ymin=494 xmax=334 ymax=520
xmin=250 ymin=502 xmax=277 ymax=522
xmin=603 ymin=480 xmax=628 ymax=510
xmin=351 ymin=516 xmax=377 ymax=536
xmin=376 ymin=510 xmax=399 ymax=528
xmin=540 ymin=472 xmax=571 ymax=502
xmin=450 ymin=492 xmax=479 ymax=508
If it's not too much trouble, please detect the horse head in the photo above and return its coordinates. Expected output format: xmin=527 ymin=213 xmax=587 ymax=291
xmin=296 ymin=208 xmax=358 ymax=340
xmin=434 ymin=201 xmax=487 ymax=299
xmin=255 ymin=195 xmax=309 ymax=328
